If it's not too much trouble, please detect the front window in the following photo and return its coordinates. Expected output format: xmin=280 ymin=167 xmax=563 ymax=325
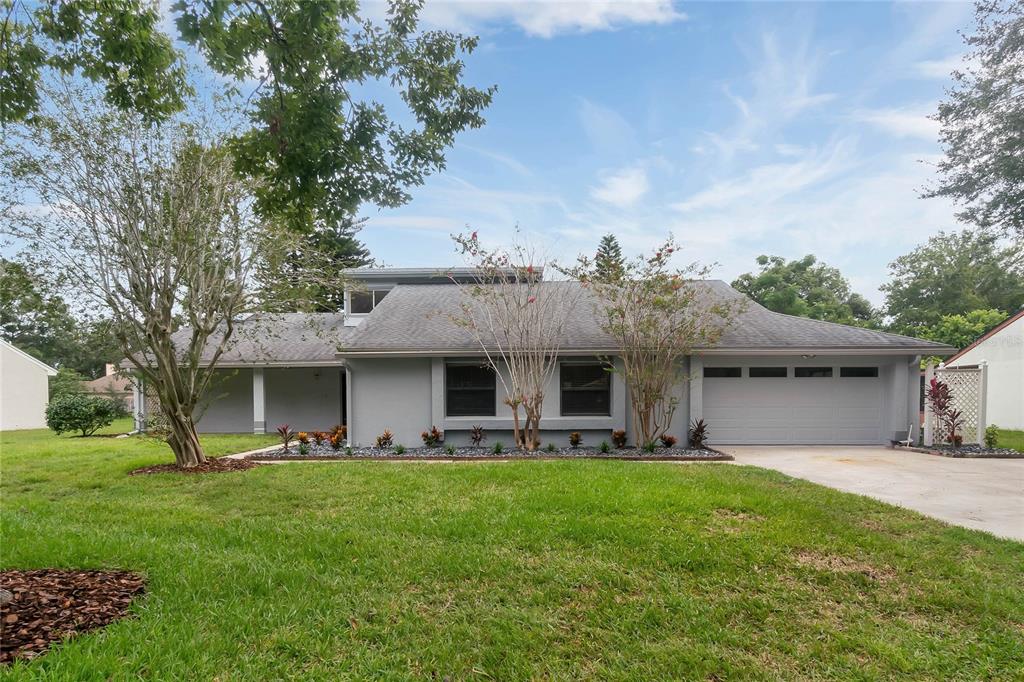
xmin=446 ymin=364 xmax=496 ymax=417
xmin=560 ymin=363 xmax=611 ymax=416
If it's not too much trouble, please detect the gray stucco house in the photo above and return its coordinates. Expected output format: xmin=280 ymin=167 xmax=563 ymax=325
xmin=134 ymin=268 xmax=954 ymax=447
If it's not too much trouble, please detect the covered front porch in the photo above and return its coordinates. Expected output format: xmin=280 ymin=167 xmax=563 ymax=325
xmin=134 ymin=365 xmax=348 ymax=434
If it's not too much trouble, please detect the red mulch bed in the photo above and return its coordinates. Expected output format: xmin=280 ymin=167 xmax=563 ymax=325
xmin=128 ymin=457 xmax=261 ymax=475
xmin=1 ymin=569 xmax=146 ymax=664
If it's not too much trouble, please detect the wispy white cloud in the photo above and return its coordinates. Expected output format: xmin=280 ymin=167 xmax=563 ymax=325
xmin=674 ymin=138 xmax=857 ymax=213
xmin=914 ymin=53 xmax=965 ymax=79
xmin=590 ymin=165 xmax=649 ymax=207
xmin=578 ymin=98 xmax=637 ymax=153
xmin=414 ymin=1 xmax=685 ymax=38
xmin=853 ymin=104 xmax=940 ymax=141
xmin=459 ymin=143 xmax=533 ymax=177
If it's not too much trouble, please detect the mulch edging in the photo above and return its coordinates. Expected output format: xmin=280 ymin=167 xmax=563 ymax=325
xmin=1 ymin=569 xmax=146 ymax=664
xmin=248 ymin=449 xmax=733 ymax=463
xmin=900 ymin=446 xmax=1024 ymax=459
xmin=128 ymin=457 xmax=263 ymax=475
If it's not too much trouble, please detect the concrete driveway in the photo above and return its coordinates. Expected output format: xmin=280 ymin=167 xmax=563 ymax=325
xmin=721 ymin=446 xmax=1024 ymax=541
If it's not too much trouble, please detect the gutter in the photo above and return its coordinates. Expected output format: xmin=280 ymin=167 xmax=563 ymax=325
xmin=334 ymin=346 xmax=956 ymax=359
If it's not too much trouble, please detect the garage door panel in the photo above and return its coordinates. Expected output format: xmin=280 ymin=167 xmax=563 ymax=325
xmin=703 ymin=374 xmax=884 ymax=444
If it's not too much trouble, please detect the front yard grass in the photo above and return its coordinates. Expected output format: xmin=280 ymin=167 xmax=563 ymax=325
xmin=1 ymin=427 xmax=1022 ymax=679
xmin=996 ymin=428 xmax=1024 ymax=452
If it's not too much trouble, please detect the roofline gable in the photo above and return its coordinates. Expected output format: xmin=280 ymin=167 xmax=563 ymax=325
xmin=1 ymin=340 xmax=58 ymax=375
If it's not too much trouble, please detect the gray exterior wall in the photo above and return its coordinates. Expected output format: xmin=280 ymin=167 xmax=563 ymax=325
xmin=196 ymin=370 xmax=253 ymax=433
xmin=265 ymin=367 xmax=343 ymax=432
xmin=347 ymin=357 xmax=432 ymax=446
xmin=188 ymin=352 xmax=922 ymax=445
xmin=194 ymin=367 xmax=343 ymax=433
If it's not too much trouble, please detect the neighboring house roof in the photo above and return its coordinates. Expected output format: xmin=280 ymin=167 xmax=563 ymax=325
xmin=337 ymin=280 xmax=955 ymax=356
xmin=0 ymin=340 xmax=58 ymax=375
xmin=83 ymin=373 xmax=133 ymax=394
xmin=943 ymin=308 xmax=1024 ymax=366
xmin=342 ymin=266 xmax=539 ymax=284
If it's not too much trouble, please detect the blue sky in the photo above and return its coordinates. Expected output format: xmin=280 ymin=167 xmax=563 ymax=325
xmin=351 ymin=0 xmax=974 ymax=305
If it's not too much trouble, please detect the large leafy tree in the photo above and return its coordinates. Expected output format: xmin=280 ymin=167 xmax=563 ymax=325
xmin=0 ymin=258 xmax=119 ymax=377
xmin=881 ymin=230 xmax=1024 ymax=336
xmin=922 ymin=308 xmax=1008 ymax=350
xmin=731 ymin=255 xmax=880 ymax=327
xmin=3 ymin=0 xmax=495 ymax=231
xmin=925 ymin=0 xmax=1024 ymax=238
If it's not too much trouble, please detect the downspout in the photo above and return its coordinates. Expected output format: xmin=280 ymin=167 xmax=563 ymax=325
xmin=345 ymin=364 xmax=354 ymax=446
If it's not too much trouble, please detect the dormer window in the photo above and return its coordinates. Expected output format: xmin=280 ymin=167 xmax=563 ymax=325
xmin=348 ymin=289 xmax=389 ymax=315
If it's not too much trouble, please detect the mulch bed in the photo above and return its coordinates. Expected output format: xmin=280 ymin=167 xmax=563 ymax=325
xmin=249 ymin=444 xmax=732 ymax=462
xmin=901 ymin=444 xmax=1024 ymax=459
xmin=128 ymin=457 xmax=262 ymax=475
xmin=1 ymin=569 xmax=146 ymax=664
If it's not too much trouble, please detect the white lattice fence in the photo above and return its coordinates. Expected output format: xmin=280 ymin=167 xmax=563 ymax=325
xmin=924 ymin=363 xmax=988 ymax=445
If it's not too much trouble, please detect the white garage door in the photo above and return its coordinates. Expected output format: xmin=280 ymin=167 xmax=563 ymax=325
xmin=702 ymin=365 xmax=885 ymax=444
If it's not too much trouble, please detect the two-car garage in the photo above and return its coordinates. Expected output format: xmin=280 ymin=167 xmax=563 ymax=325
xmin=699 ymin=357 xmax=904 ymax=445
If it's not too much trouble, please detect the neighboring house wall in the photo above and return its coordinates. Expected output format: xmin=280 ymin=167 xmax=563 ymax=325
xmin=946 ymin=315 xmax=1024 ymax=430
xmin=0 ymin=342 xmax=56 ymax=430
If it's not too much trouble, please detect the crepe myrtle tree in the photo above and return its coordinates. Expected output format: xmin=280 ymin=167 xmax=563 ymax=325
xmin=448 ymin=232 xmax=581 ymax=451
xmin=0 ymin=84 xmax=310 ymax=467
xmin=564 ymin=238 xmax=742 ymax=447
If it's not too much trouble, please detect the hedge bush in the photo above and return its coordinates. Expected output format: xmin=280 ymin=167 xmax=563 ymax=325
xmin=45 ymin=394 xmax=123 ymax=436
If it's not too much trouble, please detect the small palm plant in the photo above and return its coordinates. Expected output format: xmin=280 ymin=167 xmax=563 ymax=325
xmin=276 ymin=424 xmax=295 ymax=451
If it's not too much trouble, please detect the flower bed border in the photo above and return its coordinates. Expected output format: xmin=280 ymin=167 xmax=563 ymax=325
xmin=243 ymin=444 xmax=732 ymax=462
xmin=899 ymin=445 xmax=1024 ymax=460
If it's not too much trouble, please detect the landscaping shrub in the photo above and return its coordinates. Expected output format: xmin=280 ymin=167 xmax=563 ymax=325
xmin=276 ymin=424 xmax=295 ymax=450
xmin=611 ymin=429 xmax=627 ymax=449
xmin=395 ymin=444 xmax=406 ymax=454
xmin=329 ymin=433 xmax=343 ymax=451
xmin=299 ymin=442 xmax=309 ymax=455
xmin=445 ymin=444 xmax=456 ymax=456
xmin=642 ymin=441 xmax=656 ymax=453
xmin=376 ymin=430 xmax=394 ymax=448
xmin=660 ymin=434 xmax=678 ymax=448
xmin=469 ymin=425 xmax=486 ymax=446
xmin=45 ymin=394 xmax=122 ymax=436
xmin=345 ymin=446 xmax=353 ymax=456
xmin=546 ymin=443 xmax=556 ymax=453
xmin=330 ymin=424 xmax=347 ymax=441
xmin=297 ymin=431 xmax=310 ymax=445
xmin=925 ymin=378 xmax=965 ymax=445
xmin=569 ymin=431 xmax=582 ymax=449
xmin=688 ymin=418 xmax=709 ymax=449
xmin=311 ymin=431 xmax=327 ymax=446
xmin=599 ymin=441 xmax=610 ymax=453
xmin=985 ymin=424 xmax=1000 ymax=449
xmin=421 ymin=426 xmax=443 ymax=447
xmin=492 ymin=441 xmax=503 ymax=454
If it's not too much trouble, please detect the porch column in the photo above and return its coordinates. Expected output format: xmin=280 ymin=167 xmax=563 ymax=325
xmin=688 ymin=354 xmax=703 ymax=428
xmin=253 ymin=367 xmax=266 ymax=434
xmin=132 ymin=376 xmax=145 ymax=432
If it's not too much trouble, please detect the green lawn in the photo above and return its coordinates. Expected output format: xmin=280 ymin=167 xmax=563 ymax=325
xmin=996 ymin=428 xmax=1024 ymax=452
xmin=1 ymin=427 xmax=1022 ymax=680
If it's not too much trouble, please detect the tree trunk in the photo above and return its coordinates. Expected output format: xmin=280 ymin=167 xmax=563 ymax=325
xmin=166 ymin=411 xmax=206 ymax=467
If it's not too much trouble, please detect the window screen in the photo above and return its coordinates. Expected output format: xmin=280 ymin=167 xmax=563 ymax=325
xmin=445 ymin=364 xmax=496 ymax=417
xmin=560 ymin=364 xmax=611 ymax=416
xmin=349 ymin=291 xmax=373 ymax=314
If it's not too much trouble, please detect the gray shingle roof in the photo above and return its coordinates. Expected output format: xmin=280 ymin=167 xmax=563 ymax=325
xmin=337 ymin=280 xmax=955 ymax=355
xmin=169 ymin=312 xmax=354 ymax=365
